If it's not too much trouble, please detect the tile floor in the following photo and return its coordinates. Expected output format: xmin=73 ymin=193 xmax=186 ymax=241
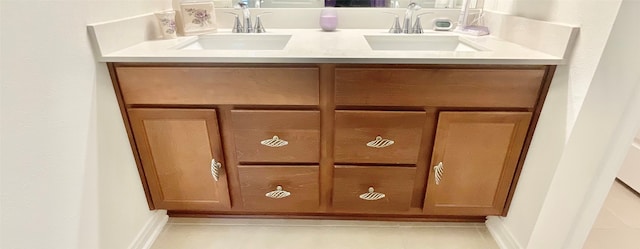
xmin=150 ymin=180 xmax=639 ymax=249
xmin=583 ymin=180 xmax=640 ymax=249
xmin=151 ymin=218 xmax=500 ymax=249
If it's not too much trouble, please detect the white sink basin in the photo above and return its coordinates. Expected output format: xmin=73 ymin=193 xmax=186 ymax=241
xmin=176 ymin=34 xmax=292 ymax=50
xmin=364 ymin=35 xmax=486 ymax=52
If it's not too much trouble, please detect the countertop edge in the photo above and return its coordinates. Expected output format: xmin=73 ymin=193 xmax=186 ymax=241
xmin=98 ymin=55 xmax=564 ymax=65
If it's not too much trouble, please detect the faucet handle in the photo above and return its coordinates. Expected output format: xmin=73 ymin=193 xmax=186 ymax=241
xmin=254 ymin=12 xmax=272 ymax=33
xmin=225 ymin=12 xmax=244 ymax=33
xmin=235 ymin=1 xmax=248 ymax=8
xmin=383 ymin=12 xmax=402 ymax=34
xmin=407 ymin=2 xmax=422 ymax=10
xmin=412 ymin=12 xmax=433 ymax=34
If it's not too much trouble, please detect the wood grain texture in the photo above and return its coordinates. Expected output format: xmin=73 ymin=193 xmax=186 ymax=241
xmin=334 ymin=111 xmax=426 ymax=164
xmin=217 ymin=106 xmax=244 ymax=209
xmin=332 ymin=166 xmax=416 ymax=213
xmin=237 ymin=165 xmax=320 ymax=212
xmin=117 ymin=66 xmax=320 ymax=106
xmin=108 ymin=63 xmax=155 ymax=210
xmin=128 ymin=108 xmax=231 ymax=211
xmin=319 ymin=64 xmax=336 ymax=210
xmin=423 ymin=112 xmax=532 ymax=216
xmin=231 ymin=110 xmax=320 ymax=163
xmin=335 ymin=68 xmax=545 ymax=108
xmin=411 ymin=109 xmax=437 ymax=208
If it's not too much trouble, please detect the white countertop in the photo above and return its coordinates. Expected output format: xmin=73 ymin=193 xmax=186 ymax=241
xmin=89 ymin=9 xmax=579 ymax=65
xmin=98 ymin=28 xmax=562 ymax=65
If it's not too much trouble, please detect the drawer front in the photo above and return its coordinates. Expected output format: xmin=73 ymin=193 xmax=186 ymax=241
xmin=117 ymin=67 xmax=319 ymax=105
xmin=335 ymin=111 xmax=426 ymax=164
xmin=335 ymin=68 xmax=545 ymax=108
xmin=238 ymin=165 xmax=319 ymax=212
xmin=232 ymin=110 xmax=320 ymax=163
xmin=333 ymin=166 xmax=416 ymax=213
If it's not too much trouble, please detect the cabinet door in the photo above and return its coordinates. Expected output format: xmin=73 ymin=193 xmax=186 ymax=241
xmin=424 ymin=112 xmax=531 ymax=216
xmin=129 ymin=108 xmax=231 ymax=211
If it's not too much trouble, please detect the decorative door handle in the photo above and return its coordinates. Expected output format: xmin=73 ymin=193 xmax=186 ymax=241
xmin=366 ymin=136 xmax=395 ymax=148
xmin=433 ymin=162 xmax=444 ymax=185
xmin=359 ymin=187 xmax=386 ymax=201
xmin=210 ymin=158 xmax=222 ymax=181
xmin=265 ymin=185 xmax=291 ymax=199
xmin=260 ymin=135 xmax=289 ymax=148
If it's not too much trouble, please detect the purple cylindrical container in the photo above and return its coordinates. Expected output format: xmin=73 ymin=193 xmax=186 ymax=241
xmin=319 ymin=8 xmax=338 ymax=31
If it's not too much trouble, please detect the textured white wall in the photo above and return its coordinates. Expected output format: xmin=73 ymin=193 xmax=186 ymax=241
xmin=483 ymin=0 xmax=622 ymax=133
xmin=482 ymin=0 xmax=636 ymax=248
xmin=0 ymin=1 xmax=170 ymax=248
xmin=527 ymin=0 xmax=640 ymax=246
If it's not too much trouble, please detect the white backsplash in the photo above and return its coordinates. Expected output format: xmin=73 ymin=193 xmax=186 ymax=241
xmin=213 ymin=8 xmax=467 ymax=29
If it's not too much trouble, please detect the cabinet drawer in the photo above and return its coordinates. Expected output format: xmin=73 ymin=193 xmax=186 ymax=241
xmin=335 ymin=111 xmax=426 ymax=164
xmin=117 ymin=67 xmax=319 ymax=105
xmin=231 ymin=110 xmax=320 ymax=163
xmin=238 ymin=165 xmax=319 ymax=212
xmin=333 ymin=166 xmax=416 ymax=213
xmin=335 ymin=68 xmax=545 ymax=108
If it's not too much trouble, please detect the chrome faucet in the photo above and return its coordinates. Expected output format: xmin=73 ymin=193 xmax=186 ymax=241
xmin=402 ymin=2 xmax=422 ymax=34
xmin=230 ymin=3 xmax=270 ymax=33
xmin=236 ymin=2 xmax=253 ymax=33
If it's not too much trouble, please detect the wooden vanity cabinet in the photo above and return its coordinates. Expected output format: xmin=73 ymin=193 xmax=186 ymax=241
xmin=110 ymin=63 xmax=554 ymax=220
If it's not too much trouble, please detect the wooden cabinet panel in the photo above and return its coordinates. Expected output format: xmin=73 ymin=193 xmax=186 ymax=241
xmin=238 ymin=165 xmax=319 ymax=212
xmin=334 ymin=111 xmax=426 ymax=164
xmin=117 ymin=67 xmax=319 ymax=106
xmin=231 ymin=110 xmax=320 ymax=163
xmin=424 ymin=112 xmax=532 ymax=216
xmin=333 ymin=166 xmax=416 ymax=213
xmin=335 ymin=68 xmax=544 ymax=108
xmin=128 ymin=108 xmax=231 ymax=211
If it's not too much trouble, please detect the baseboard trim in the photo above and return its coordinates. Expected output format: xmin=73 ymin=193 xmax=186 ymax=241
xmin=486 ymin=216 xmax=524 ymax=249
xmin=128 ymin=210 xmax=169 ymax=249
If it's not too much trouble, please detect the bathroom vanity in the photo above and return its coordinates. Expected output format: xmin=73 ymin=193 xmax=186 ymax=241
xmin=90 ymin=11 xmax=576 ymax=221
xmin=108 ymin=63 xmax=553 ymax=220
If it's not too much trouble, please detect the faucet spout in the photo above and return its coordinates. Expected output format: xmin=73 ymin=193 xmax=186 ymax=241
xmin=402 ymin=2 xmax=421 ymax=33
xmin=236 ymin=2 xmax=253 ymax=33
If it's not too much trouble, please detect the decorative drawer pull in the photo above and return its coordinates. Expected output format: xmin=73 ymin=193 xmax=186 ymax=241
xmin=265 ymin=185 xmax=291 ymax=199
xmin=434 ymin=162 xmax=444 ymax=185
xmin=210 ymin=158 xmax=222 ymax=181
xmin=359 ymin=187 xmax=386 ymax=201
xmin=366 ymin=136 xmax=395 ymax=148
xmin=260 ymin=135 xmax=289 ymax=148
